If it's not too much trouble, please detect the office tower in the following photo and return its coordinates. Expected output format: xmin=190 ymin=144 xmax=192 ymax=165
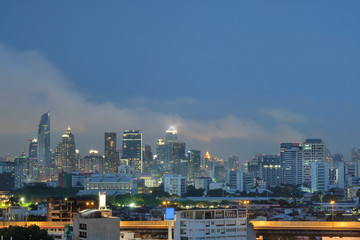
xmin=171 ymin=142 xmax=186 ymax=174
xmin=165 ymin=125 xmax=178 ymax=143
xmin=156 ymin=126 xmax=186 ymax=174
xmin=202 ymin=152 xmax=211 ymax=169
xmin=104 ymin=133 xmax=119 ymax=173
xmin=310 ymin=161 xmax=329 ymax=193
xmin=188 ymin=150 xmax=201 ymax=181
xmin=81 ymin=150 xmax=104 ymax=174
xmin=38 ymin=112 xmax=50 ymax=179
xmin=280 ymin=143 xmax=303 ymax=186
xmin=156 ymin=139 xmax=169 ymax=174
xmin=55 ymin=126 xmax=76 ymax=173
xmin=228 ymin=155 xmax=239 ymax=171
xmin=14 ymin=154 xmax=28 ymax=189
xmin=247 ymin=153 xmax=261 ymax=178
xmin=214 ymin=165 xmax=227 ymax=182
xmin=302 ymin=139 xmax=325 ymax=187
xmin=28 ymin=138 xmax=38 ymax=180
xmin=143 ymin=143 xmax=153 ymax=173
xmin=258 ymin=155 xmax=281 ymax=187
xmin=122 ymin=130 xmax=143 ymax=173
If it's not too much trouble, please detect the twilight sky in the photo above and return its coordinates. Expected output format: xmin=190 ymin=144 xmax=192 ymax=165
xmin=0 ymin=1 xmax=359 ymax=161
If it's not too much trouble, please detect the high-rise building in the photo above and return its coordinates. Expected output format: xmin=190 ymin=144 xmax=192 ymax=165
xmin=122 ymin=130 xmax=143 ymax=173
xmin=302 ymin=139 xmax=325 ymax=187
xmin=80 ymin=150 xmax=104 ymax=174
xmin=38 ymin=112 xmax=50 ymax=179
xmin=228 ymin=155 xmax=240 ymax=171
xmin=28 ymin=138 xmax=38 ymax=180
xmin=55 ymin=126 xmax=76 ymax=173
xmin=310 ymin=161 xmax=329 ymax=193
xmin=280 ymin=143 xmax=303 ymax=186
xmin=165 ymin=125 xmax=178 ymax=143
xmin=259 ymin=155 xmax=281 ymax=187
xmin=188 ymin=150 xmax=201 ymax=181
xmin=104 ymin=133 xmax=118 ymax=173
xmin=143 ymin=143 xmax=153 ymax=173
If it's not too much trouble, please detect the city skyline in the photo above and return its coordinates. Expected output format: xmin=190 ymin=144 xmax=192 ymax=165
xmin=0 ymin=1 xmax=360 ymax=161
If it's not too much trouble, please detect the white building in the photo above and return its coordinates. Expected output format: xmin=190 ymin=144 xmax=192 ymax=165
xmin=80 ymin=174 xmax=133 ymax=195
xmin=302 ymin=139 xmax=325 ymax=187
xmin=164 ymin=174 xmax=187 ymax=196
xmin=174 ymin=209 xmax=247 ymax=240
xmin=227 ymin=171 xmax=244 ymax=192
xmin=311 ymin=161 xmax=329 ymax=193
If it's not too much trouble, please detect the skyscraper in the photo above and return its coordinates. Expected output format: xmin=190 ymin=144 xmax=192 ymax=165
xmin=302 ymin=139 xmax=325 ymax=187
xmin=55 ymin=126 xmax=76 ymax=173
xmin=38 ymin=112 xmax=50 ymax=179
xmin=188 ymin=150 xmax=201 ymax=181
xmin=165 ymin=125 xmax=178 ymax=143
xmin=280 ymin=143 xmax=303 ymax=186
xmin=28 ymin=138 xmax=38 ymax=180
xmin=122 ymin=130 xmax=143 ymax=173
xmin=104 ymin=133 xmax=119 ymax=173
xmin=143 ymin=143 xmax=153 ymax=173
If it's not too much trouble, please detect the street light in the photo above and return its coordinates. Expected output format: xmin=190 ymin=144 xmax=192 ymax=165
xmin=330 ymin=200 xmax=335 ymax=221
xmin=243 ymin=200 xmax=250 ymax=219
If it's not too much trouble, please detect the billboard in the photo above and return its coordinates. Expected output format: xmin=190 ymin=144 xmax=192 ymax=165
xmin=165 ymin=208 xmax=175 ymax=220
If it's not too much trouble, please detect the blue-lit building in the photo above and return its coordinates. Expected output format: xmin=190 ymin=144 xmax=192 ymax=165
xmin=122 ymin=130 xmax=143 ymax=173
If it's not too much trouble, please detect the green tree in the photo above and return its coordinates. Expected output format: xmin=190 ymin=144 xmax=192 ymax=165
xmin=185 ymin=186 xmax=204 ymax=197
xmin=0 ymin=225 xmax=52 ymax=240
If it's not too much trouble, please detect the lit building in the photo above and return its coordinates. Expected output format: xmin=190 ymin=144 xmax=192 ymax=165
xmin=228 ymin=155 xmax=240 ymax=171
xmin=82 ymin=174 xmax=133 ymax=195
xmin=14 ymin=154 xmax=28 ymax=189
xmin=73 ymin=194 xmax=120 ymax=240
xmin=47 ymin=197 xmax=98 ymax=222
xmin=38 ymin=112 xmax=51 ymax=179
xmin=55 ymin=126 xmax=76 ymax=173
xmin=188 ymin=150 xmax=201 ymax=181
xmin=28 ymin=138 xmax=38 ymax=181
xmin=310 ymin=161 xmax=329 ymax=193
xmin=174 ymin=209 xmax=247 ymax=240
xmin=164 ymin=174 xmax=187 ymax=196
xmin=280 ymin=142 xmax=303 ymax=186
xmin=258 ymin=155 xmax=282 ymax=187
xmin=165 ymin=125 xmax=178 ymax=143
xmin=81 ymin=150 xmax=104 ymax=174
xmin=122 ymin=130 xmax=143 ymax=173
xmin=104 ymin=133 xmax=119 ymax=173
xmin=303 ymin=139 xmax=325 ymax=187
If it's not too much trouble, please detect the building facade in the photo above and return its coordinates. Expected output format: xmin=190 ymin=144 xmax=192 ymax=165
xmin=38 ymin=112 xmax=51 ymax=180
xmin=122 ymin=130 xmax=143 ymax=173
xmin=174 ymin=209 xmax=247 ymax=240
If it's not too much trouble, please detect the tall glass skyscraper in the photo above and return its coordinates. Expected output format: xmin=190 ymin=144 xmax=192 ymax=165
xmin=122 ymin=130 xmax=142 ymax=173
xmin=38 ymin=112 xmax=50 ymax=179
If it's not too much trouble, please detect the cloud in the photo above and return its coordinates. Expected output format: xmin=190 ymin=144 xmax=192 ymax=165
xmin=260 ymin=108 xmax=306 ymax=124
xmin=0 ymin=43 xmax=305 ymax=158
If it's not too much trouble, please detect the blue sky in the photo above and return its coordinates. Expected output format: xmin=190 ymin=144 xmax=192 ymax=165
xmin=0 ymin=1 xmax=359 ymax=161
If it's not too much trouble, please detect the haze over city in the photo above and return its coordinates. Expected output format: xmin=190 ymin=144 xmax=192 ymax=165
xmin=0 ymin=1 xmax=359 ymax=161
